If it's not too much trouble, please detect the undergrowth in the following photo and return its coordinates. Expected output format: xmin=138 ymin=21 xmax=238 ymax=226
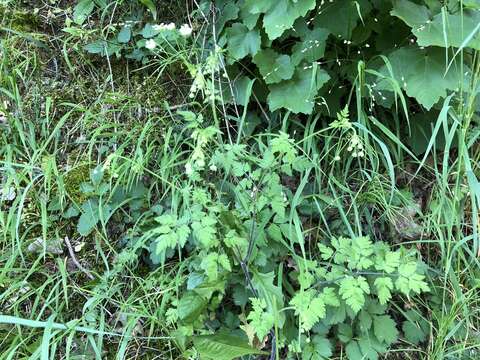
xmin=0 ymin=0 xmax=479 ymax=359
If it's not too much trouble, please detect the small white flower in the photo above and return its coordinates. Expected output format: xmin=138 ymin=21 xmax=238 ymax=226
xmin=145 ymin=39 xmax=157 ymax=50
xmin=185 ymin=163 xmax=193 ymax=175
xmin=334 ymin=155 xmax=341 ymax=161
xmin=209 ymin=164 xmax=217 ymax=171
xmin=166 ymin=22 xmax=176 ymax=30
xmin=179 ymin=24 xmax=193 ymax=37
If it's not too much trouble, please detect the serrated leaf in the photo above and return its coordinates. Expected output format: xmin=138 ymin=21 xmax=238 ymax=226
xmin=375 ymin=250 xmax=400 ymax=273
xmin=290 ymin=290 xmax=326 ymax=331
xmin=226 ymin=23 xmax=261 ymax=60
xmin=402 ymin=310 xmax=428 ymax=345
xmin=345 ymin=340 xmax=363 ymax=360
xmin=303 ymin=335 xmax=332 ymax=360
xmin=374 ymin=277 xmax=393 ymax=305
xmin=267 ymin=67 xmax=330 ymax=114
xmin=358 ymin=310 xmax=373 ymax=333
xmin=320 ymin=287 xmax=340 ymax=307
xmin=373 ymin=315 xmax=399 ymax=345
xmin=318 ymin=243 xmax=333 ymax=260
xmin=73 ymin=0 xmax=95 ymax=25
xmin=251 ymin=271 xmax=285 ymax=326
xmin=253 ymin=49 xmax=295 ymax=84
xmin=378 ymin=47 xmax=462 ymax=110
xmin=339 ymin=276 xmax=370 ymax=313
xmin=193 ymin=333 xmax=267 ymax=360
xmin=247 ymin=298 xmax=274 ymax=340
xmin=395 ymin=261 xmax=429 ymax=295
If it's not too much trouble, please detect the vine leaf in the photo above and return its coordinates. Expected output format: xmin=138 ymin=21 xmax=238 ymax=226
xmin=292 ymin=28 xmax=330 ymax=65
xmin=314 ymin=0 xmax=372 ymax=39
xmin=267 ymin=67 xmax=330 ymax=114
xmin=253 ymin=49 xmax=295 ymax=84
xmin=378 ymin=47 xmax=462 ymax=110
xmin=392 ymin=0 xmax=480 ymax=50
xmin=262 ymin=0 xmax=316 ymax=40
xmin=226 ymin=23 xmax=261 ymax=60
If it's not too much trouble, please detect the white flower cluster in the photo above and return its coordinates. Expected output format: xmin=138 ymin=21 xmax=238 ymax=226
xmin=347 ymin=133 xmax=364 ymax=158
xmin=152 ymin=22 xmax=176 ymax=31
xmin=145 ymin=23 xmax=193 ymax=50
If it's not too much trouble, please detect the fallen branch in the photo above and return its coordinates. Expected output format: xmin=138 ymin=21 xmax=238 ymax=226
xmin=63 ymin=237 xmax=94 ymax=280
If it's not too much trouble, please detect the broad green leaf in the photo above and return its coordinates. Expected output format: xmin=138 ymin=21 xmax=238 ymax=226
xmin=117 ymin=25 xmax=132 ymax=43
xmin=291 ymin=28 xmax=330 ymax=65
xmin=403 ymin=320 xmax=427 ymax=344
xmin=77 ymin=199 xmax=99 ymax=236
xmin=193 ymin=333 xmax=267 ymax=360
xmin=392 ymin=1 xmax=480 ymax=50
xmin=314 ymin=0 xmax=372 ymax=39
xmin=338 ymin=323 xmax=353 ymax=343
xmin=390 ymin=0 xmax=431 ymax=29
xmin=217 ymin=2 xmax=239 ymax=33
xmin=240 ymin=3 xmax=261 ymax=30
xmin=263 ymin=0 xmax=316 ymax=40
xmin=373 ymin=315 xmax=399 ymax=345
xmin=73 ymin=0 xmax=95 ymax=25
xmin=253 ymin=49 xmax=295 ymax=84
xmin=90 ymin=165 xmax=104 ymax=186
xmin=226 ymin=23 xmax=261 ymax=60
xmin=267 ymin=67 xmax=330 ymax=114
xmin=244 ymin=0 xmax=272 ymax=14
xmin=378 ymin=47 xmax=462 ymax=109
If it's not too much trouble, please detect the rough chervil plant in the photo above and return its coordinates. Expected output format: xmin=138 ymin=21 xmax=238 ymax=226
xmin=131 ymin=123 xmax=430 ymax=359
xmin=1 ymin=0 xmax=478 ymax=359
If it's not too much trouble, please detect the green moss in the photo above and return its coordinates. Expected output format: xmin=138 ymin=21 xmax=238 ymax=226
xmin=0 ymin=6 xmax=41 ymax=32
xmin=64 ymin=163 xmax=91 ymax=204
